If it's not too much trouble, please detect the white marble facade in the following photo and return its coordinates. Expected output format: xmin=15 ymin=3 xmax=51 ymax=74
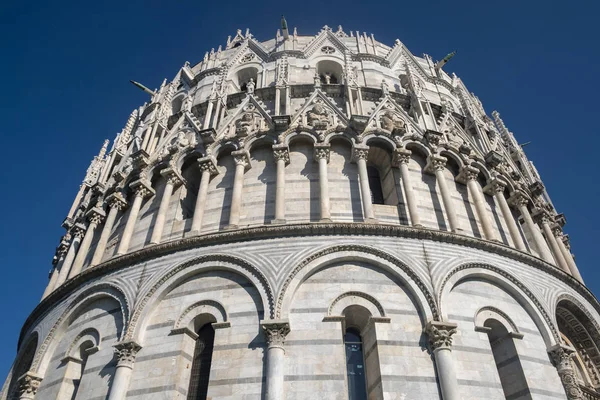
xmin=2 ymin=25 xmax=599 ymax=400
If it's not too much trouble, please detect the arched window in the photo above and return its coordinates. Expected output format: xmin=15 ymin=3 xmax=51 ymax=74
xmin=316 ymin=60 xmax=343 ymax=85
xmin=344 ymin=328 xmax=367 ymax=400
xmin=187 ymin=324 xmax=215 ymax=400
xmin=367 ymin=165 xmax=384 ymax=205
xmin=485 ymin=319 xmax=532 ymax=400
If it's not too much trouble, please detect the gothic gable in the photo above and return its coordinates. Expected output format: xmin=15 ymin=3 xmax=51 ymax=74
xmin=302 ymin=26 xmax=351 ymax=58
xmin=290 ymin=89 xmax=349 ymax=132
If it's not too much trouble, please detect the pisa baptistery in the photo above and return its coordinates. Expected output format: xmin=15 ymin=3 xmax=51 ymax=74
xmin=3 ymin=24 xmax=600 ymax=400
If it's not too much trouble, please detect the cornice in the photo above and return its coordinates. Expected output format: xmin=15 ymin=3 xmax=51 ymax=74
xmin=23 ymin=223 xmax=599 ymax=347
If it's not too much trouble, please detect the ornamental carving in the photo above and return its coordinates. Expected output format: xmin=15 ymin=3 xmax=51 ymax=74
xmin=272 ymin=147 xmax=290 ymax=164
xmin=321 ymin=46 xmax=335 ymax=54
xmin=549 ymin=344 xmax=584 ymax=400
xmin=425 ymin=155 xmax=447 ymax=173
xmin=18 ymin=371 xmax=42 ymax=398
xmin=234 ymin=104 xmax=264 ymax=137
xmin=114 ymin=340 xmax=142 ymax=368
xmin=425 ymin=321 xmax=457 ymax=351
xmin=306 ymin=101 xmax=331 ymax=130
xmin=392 ymin=148 xmax=412 ymax=167
xmin=261 ymin=320 xmax=291 ymax=348
xmin=380 ymin=110 xmax=406 ymax=134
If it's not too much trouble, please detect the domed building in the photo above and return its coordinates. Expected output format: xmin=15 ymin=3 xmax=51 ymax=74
xmin=2 ymin=24 xmax=600 ymax=400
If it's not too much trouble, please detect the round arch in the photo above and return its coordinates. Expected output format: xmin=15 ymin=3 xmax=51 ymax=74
xmin=124 ymin=254 xmax=275 ymax=343
xmin=276 ymin=244 xmax=437 ymax=323
xmin=438 ymin=263 xmax=558 ymax=346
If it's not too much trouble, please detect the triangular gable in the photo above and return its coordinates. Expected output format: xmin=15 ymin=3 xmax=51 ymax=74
xmin=441 ymin=114 xmax=484 ymax=158
xmin=386 ymin=42 xmax=431 ymax=83
xmin=227 ymin=38 xmax=270 ymax=67
xmin=363 ymin=95 xmax=423 ymax=137
xmin=302 ymin=26 xmax=351 ymax=58
xmin=290 ymin=89 xmax=349 ymax=128
xmin=217 ymin=94 xmax=273 ymax=136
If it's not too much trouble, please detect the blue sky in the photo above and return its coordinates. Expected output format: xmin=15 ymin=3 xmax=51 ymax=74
xmin=0 ymin=0 xmax=598 ymax=380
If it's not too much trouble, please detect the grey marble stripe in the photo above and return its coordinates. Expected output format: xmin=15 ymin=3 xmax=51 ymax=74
xmin=284 ymin=374 xmax=345 ymax=381
xmin=453 ymin=345 xmax=491 ymax=354
xmin=83 ymin=361 xmax=116 ymax=375
xmin=382 ymin=375 xmax=437 ymax=383
xmin=209 ymin=376 xmax=265 ymax=386
xmin=286 ymin=339 xmax=342 ymax=346
xmin=103 ymin=333 xmax=118 ymax=341
xmin=165 ymin=283 xmax=254 ymax=299
xmin=214 ymin=342 xmax=265 ymax=351
xmin=137 ymin=350 xmax=192 ymax=363
xmin=528 ymin=388 xmax=567 ymax=398
xmin=127 ymin=384 xmax=187 ymax=396
xmin=387 ymin=309 xmax=417 ymax=316
xmin=378 ymin=340 xmax=422 ymax=347
xmin=447 ymin=314 xmax=474 ymax=322
xmin=146 ymin=321 xmax=173 ymax=331
xmin=306 ymin=278 xmax=397 ymax=285
xmin=457 ymin=379 xmax=503 ymax=389
xmin=291 ymin=307 xmax=328 ymax=313
xmin=67 ymin=308 xmax=121 ymax=332
xmin=518 ymin=326 xmax=542 ymax=336
xmin=229 ymin=311 xmax=259 ymax=318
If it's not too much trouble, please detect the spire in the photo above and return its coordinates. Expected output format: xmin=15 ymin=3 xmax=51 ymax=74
xmin=98 ymin=139 xmax=109 ymax=160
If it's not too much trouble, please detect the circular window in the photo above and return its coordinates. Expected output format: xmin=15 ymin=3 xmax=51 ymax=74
xmin=240 ymin=53 xmax=255 ymax=63
xmin=321 ymin=46 xmax=335 ymax=54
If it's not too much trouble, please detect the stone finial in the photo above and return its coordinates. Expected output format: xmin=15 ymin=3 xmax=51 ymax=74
xmin=425 ymin=321 xmax=457 ymax=351
xmin=114 ymin=340 xmax=142 ymax=368
xmin=261 ymin=319 xmax=291 ymax=349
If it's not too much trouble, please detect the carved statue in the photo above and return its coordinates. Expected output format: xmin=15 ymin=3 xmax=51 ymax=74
xmin=314 ymin=73 xmax=321 ymax=87
xmin=324 ymin=73 xmax=332 ymax=85
xmin=307 ymin=103 xmax=329 ymax=128
xmin=381 ymin=79 xmax=390 ymax=96
xmin=380 ymin=110 xmax=405 ymax=133
xmin=246 ymin=78 xmax=255 ymax=94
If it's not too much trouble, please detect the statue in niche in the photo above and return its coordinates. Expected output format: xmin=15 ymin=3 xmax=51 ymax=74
xmin=314 ymin=73 xmax=321 ymax=88
xmin=307 ymin=103 xmax=329 ymax=129
xmin=380 ymin=110 xmax=405 ymax=133
xmin=246 ymin=78 xmax=255 ymax=94
xmin=381 ymin=79 xmax=390 ymax=96
xmin=324 ymin=73 xmax=332 ymax=84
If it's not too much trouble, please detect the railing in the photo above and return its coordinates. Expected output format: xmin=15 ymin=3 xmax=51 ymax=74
xmin=580 ymin=385 xmax=600 ymax=400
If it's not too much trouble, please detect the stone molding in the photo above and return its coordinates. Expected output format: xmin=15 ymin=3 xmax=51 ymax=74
xmin=20 ymin=223 xmax=600 ymax=350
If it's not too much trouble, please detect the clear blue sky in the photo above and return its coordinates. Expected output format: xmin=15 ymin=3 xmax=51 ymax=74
xmin=0 ymin=0 xmax=598 ymax=380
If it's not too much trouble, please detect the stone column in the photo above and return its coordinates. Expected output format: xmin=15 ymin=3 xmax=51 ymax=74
xmin=548 ymin=344 xmax=584 ymax=400
xmin=116 ymin=180 xmax=154 ymax=256
xmin=67 ymin=184 xmax=87 ymax=220
xmin=533 ymin=210 xmax=570 ymax=271
xmin=261 ymin=320 xmax=291 ymax=400
xmin=56 ymin=226 xmax=85 ymax=286
xmin=90 ymin=193 xmax=127 ymax=266
xmin=188 ymin=156 xmax=218 ymax=236
xmin=484 ymin=179 xmax=527 ymax=251
xmin=107 ymin=340 xmax=142 ymax=400
xmin=392 ymin=148 xmax=422 ymax=227
xmin=203 ymin=100 xmax=214 ymax=129
xmin=314 ymin=144 xmax=331 ymax=222
xmin=17 ymin=371 xmax=42 ymax=400
xmin=272 ymin=145 xmax=290 ymax=224
xmin=554 ymin=230 xmax=584 ymax=283
xmin=149 ymin=168 xmax=182 ymax=245
xmin=352 ymin=145 xmax=376 ymax=222
xmin=227 ymin=150 xmax=250 ymax=229
xmin=425 ymin=155 xmax=458 ymax=232
xmin=68 ymin=209 xmax=105 ymax=279
xmin=426 ymin=321 xmax=460 ymax=400
xmin=457 ymin=165 xmax=497 ymax=241
xmin=508 ymin=191 xmax=554 ymax=263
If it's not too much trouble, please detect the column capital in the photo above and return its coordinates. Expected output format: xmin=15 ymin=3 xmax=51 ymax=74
xmin=351 ymin=145 xmax=370 ymax=163
xmin=551 ymin=224 xmax=564 ymax=238
xmin=17 ymin=371 xmax=43 ymax=399
xmin=113 ymin=340 xmax=142 ymax=369
xmin=314 ymin=144 xmax=331 ymax=162
xmin=483 ymin=177 xmax=508 ymax=196
xmin=86 ymin=207 xmax=106 ymax=225
xmin=106 ymin=192 xmax=128 ymax=211
xmin=72 ymin=224 xmax=87 ymax=239
xmin=532 ymin=208 xmax=553 ymax=225
xmin=508 ymin=190 xmax=530 ymax=208
xmin=261 ymin=319 xmax=291 ymax=349
xmin=160 ymin=167 xmax=183 ymax=187
xmin=56 ymin=236 xmax=71 ymax=257
xmin=130 ymin=179 xmax=155 ymax=199
xmin=456 ymin=165 xmax=480 ymax=184
xmin=272 ymin=144 xmax=290 ymax=164
xmin=548 ymin=344 xmax=584 ymax=400
xmin=198 ymin=156 xmax=219 ymax=176
xmin=424 ymin=154 xmax=447 ymax=174
xmin=231 ymin=149 xmax=251 ymax=168
xmin=391 ymin=148 xmax=412 ymax=167
xmin=425 ymin=321 xmax=457 ymax=351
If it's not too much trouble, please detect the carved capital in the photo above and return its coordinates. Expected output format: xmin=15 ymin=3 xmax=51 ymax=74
xmin=425 ymin=321 xmax=457 ymax=351
xmin=17 ymin=371 xmax=42 ymax=399
xmin=130 ymin=179 xmax=155 ymax=199
xmin=261 ymin=319 xmax=291 ymax=349
xmin=548 ymin=344 xmax=584 ymax=400
xmin=198 ymin=156 xmax=218 ymax=176
xmin=456 ymin=165 xmax=480 ymax=184
xmin=425 ymin=154 xmax=447 ymax=174
xmin=160 ymin=167 xmax=183 ymax=187
xmin=72 ymin=224 xmax=86 ymax=239
xmin=231 ymin=150 xmax=251 ymax=168
xmin=351 ymin=145 xmax=369 ymax=163
xmin=113 ymin=340 xmax=142 ymax=368
xmin=483 ymin=178 xmax=507 ymax=196
xmin=272 ymin=145 xmax=290 ymax=164
xmin=508 ymin=190 xmax=530 ymax=208
xmin=86 ymin=208 xmax=106 ymax=226
xmin=106 ymin=192 xmax=128 ymax=211
xmin=392 ymin=148 xmax=412 ymax=167
xmin=532 ymin=209 xmax=552 ymax=225
xmin=314 ymin=144 xmax=331 ymax=162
